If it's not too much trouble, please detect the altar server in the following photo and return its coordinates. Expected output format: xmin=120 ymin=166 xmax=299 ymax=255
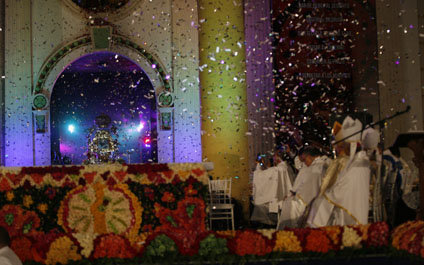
xmin=277 ymin=146 xmax=330 ymax=229
xmin=251 ymin=149 xmax=295 ymax=226
xmin=307 ymin=116 xmax=371 ymax=227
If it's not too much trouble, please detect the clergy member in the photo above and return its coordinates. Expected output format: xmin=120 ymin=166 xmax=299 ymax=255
xmin=307 ymin=116 xmax=371 ymax=227
xmin=251 ymin=148 xmax=295 ymax=227
xmin=0 ymin=227 xmax=22 ymax=265
xmin=277 ymin=146 xmax=330 ymax=229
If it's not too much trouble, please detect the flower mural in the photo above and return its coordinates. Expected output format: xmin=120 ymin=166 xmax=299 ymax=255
xmin=0 ymin=163 xmax=420 ymax=263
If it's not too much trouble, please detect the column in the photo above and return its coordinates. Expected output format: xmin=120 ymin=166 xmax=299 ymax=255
xmin=199 ymin=0 xmax=250 ymax=218
xmin=376 ymin=0 xmax=423 ymax=147
xmin=244 ymin=0 xmax=275 ymax=174
xmin=5 ymin=0 xmax=33 ymax=166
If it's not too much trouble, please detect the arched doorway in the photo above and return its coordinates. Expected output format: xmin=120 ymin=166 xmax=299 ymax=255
xmin=50 ymin=51 xmax=158 ymax=164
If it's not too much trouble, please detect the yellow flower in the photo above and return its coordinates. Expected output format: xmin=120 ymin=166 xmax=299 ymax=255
xmin=273 ymin=231 xmax=302 ymax=252
xmin=6 ymin=191 xmax=14 ymax=201
xmin=37 ymin=203 xmax=48 ymax=214
xmin=45 ymin=236 xmax=81 ymax=265
xmin=23 ymin=195 xmax=33 ymax=208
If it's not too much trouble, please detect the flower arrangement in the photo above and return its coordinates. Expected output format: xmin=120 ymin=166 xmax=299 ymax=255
xmin=0 ymin=163 xmax=413 ymax=264
xmin=392 ymin=221 xmax=424 ymax=257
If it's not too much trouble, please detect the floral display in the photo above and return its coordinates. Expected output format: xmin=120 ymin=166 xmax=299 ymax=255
xmin=392 ymin=221 xmax=424 ymax=257
xmin=0 ymin=163 xmax=419 ymax=263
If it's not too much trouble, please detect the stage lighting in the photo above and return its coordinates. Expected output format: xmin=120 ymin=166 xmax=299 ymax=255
xmin=68 ymin=124 xmax=75 ymax=134
xmin=136 ymin=122 xmax=144 ymax=132
xmin=143 ymin=135 xmax=151 ymax=148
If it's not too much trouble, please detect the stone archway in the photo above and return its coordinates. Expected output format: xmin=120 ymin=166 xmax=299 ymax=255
xmin=32 ymin=35 xmax=174 ymax=165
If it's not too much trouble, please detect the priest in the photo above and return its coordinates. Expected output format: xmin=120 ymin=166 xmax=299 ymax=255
xmin=277 ymin=146 xmax=330 ymax=229
xmin=307 ymin=116 xmax=371 ymax=227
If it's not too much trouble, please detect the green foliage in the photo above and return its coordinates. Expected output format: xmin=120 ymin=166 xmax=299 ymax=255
xmin=199 ymin=234 xmax=229 ymax=257
xmin=144 ymin=234 xmax=178 ymax=258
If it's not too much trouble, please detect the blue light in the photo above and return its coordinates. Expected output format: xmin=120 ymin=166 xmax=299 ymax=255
xmin=68 ymin=124 xmax=75 ymax=133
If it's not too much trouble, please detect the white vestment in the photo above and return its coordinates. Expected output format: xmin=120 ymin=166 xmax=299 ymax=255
xmin=0 ymin=247 xmax=22 ymax=265
xmin=277 ymin=156 xmax=330 ymax=229
xmin=251 ymin=161 xmax=294 ymax=225
xmin=308 ymin=151 xmax=370 ymax=227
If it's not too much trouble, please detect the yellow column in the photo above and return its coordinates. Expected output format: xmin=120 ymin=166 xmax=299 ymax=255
xmin=199 ymin=1 xmax=250 ymax=219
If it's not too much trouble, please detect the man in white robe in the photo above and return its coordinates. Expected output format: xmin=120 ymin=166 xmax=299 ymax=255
xmin=307 ymin=116 xmax=371 ymax=227
xmin=251 ymin=150 xmax=295 ymax=226
xmin=277 ymin=147 xmax=330 ymax=229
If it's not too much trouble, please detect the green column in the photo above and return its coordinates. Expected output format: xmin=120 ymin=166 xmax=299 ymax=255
xmin=199 ymin=0 xmax=250 ymax=219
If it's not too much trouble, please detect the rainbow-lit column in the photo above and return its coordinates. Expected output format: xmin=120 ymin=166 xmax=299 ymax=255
xmin=199 ymin=1 xmax=250 ymax=218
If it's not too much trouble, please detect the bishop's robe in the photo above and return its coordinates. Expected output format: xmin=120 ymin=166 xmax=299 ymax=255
xmin=307 ymin=151 xmax=370 ymax=227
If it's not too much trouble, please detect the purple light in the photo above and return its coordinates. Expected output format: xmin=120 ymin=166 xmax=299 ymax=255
xmin=165 ymin=74 xmax=171 ymax=80
xmin=395 ymin=60 xmax=400 ymax=65
xmin=151 ymin=64 xmax=157 ymax=69
xmin=409 ymin=24 xmax=414 ymax=29
xmin=220 ymin=60 xmax=225 ymax=64
xmin=270 ymin=98 xmax=275 ymax=102
xmin=299 ymin=82 xmax=303 ymax=86
xmin=311 ymin=83 xmax=316 ymax=87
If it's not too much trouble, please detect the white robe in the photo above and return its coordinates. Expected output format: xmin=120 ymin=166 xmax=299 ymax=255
xmin=308 ymin=151 xmax=370 ymax=227
xmin=251 ymin=161 xmax=294 ymax=225
xmin=0 ymin=247 xmax=22 ymax=265
xmin=277 ymin=156 xmax=330 ymax=229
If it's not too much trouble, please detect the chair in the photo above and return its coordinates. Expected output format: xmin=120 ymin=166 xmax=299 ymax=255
xmin=208 ymin=178 xmax=235 ymax=230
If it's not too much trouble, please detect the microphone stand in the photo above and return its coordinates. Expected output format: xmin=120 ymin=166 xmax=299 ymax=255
xmin=333 ymin=105 xmax=411 ymax=145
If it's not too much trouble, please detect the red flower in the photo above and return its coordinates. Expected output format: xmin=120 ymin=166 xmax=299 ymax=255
xmin=30 ymin=173 xmax=44 ymax=185
xmin=113 ymin=170 xmax=127 ymax=182
xmin=304 ymin=230 xmax=331 ymax=253
xmin=228 ymin=230 xmax=273 ymax=256
xmin=144 ymin=187 xmax=155 ymax=200
xmin=147 ymin=172 xmax=166 ymax=184
xmin=366 ymin=222 xmax=389 ymax=247
xmin=161 ymin=192 xmax=175 ymax=203
xmin=92 ymin=234 xmax=136 ymax=259
xmin=184 ymin=184 xmax=198 ymax=196
xmin=11 ymin=236 xmax=33 ymax=262
xmin=192 ymin=168 xmax=205 ymax=177
xmin=0 ymin=177 xmax=11 ymax=192
xmin=162 ymin=170 xmax=174 ymax=179
xmin=6 ymin=173 xmax=23 ymax=186
xmin=21 ymin=210 xmax=40 ymax=235
xmin=171 ymin=175 xmax=182 ymax=185
xmin=83 ymin=172 xmax=96 ymax=184
xmin=0 ymin=205 xmax=25 ymax=237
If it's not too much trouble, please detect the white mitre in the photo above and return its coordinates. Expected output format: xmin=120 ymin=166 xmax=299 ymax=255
xmin=361 ymin=127 xmax=380 ymax=150
xmin=333 ymin=116 xmax=363 ymax=143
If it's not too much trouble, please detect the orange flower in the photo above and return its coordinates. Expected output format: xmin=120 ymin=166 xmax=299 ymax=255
xmin=23 ymin=195 xmax=33 ymax=208
xmin=45 ymin=236 xmax=81 ymax=265
xmin=274 ymin=230 xmax=302 ymax=252
xmin=37 ymin=204 xmax=48 ymax=214
xmin=322 ymin=226 xmax=341 ymax=246
xmin=161 ymin=192 xmax=176 ymax=203
xmin=6 ymin=191 xmax=14 ymax=201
